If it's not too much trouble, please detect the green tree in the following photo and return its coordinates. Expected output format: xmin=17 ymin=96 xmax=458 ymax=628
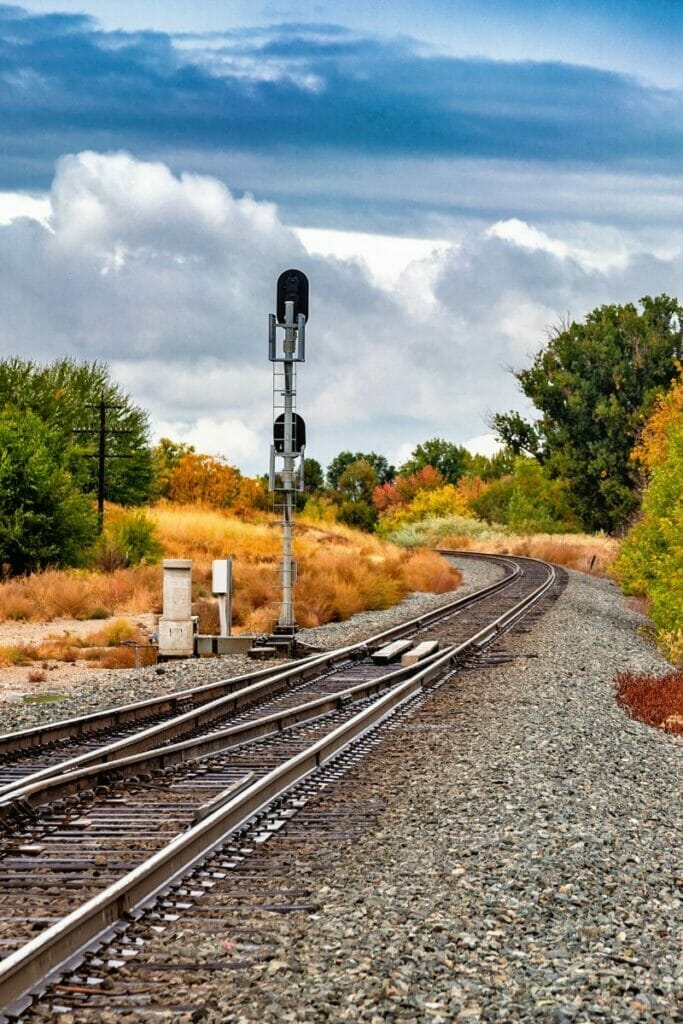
xmin=335 ymin=459 xmax=379 ymax=531
xmin=0 ymin=407 xmax=98 ymax=575
xmin=466 ymin=447 xmax=518 ymax=480
xmin=471 ymin=457 xmax=581 ymax=534
xmin=326 ymin=450 xmax=394 ymax=489
xmin=613 ymin=379 xmax=683 ymax=663
xmin=399 ymin=437 xmax=472 ymax=484
xmin=492 ymin=296 xmax=683 ymax=532
xmin=303 ymin=458 xmax=324 ymax=492
xmin=0 ymin=357 xmax=153 ymax=506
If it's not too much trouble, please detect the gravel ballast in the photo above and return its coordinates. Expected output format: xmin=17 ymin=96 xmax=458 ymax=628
xmin=87 ymin=562 xmax=681 ymax=1024
xmin=10 ymin=558 xmax=682 ymax=1023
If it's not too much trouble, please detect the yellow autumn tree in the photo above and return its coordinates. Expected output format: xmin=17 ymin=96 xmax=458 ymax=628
xmin=166 ymin=453 xmax=243 ymax=508
xmin=631 ymin=363 xmax=683 ymax=471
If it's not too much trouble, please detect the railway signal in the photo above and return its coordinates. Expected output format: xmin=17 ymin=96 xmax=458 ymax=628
xmin=268 ymin=269 xmax=309 ymax=643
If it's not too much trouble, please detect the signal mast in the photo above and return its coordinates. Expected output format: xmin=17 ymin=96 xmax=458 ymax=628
xmin=268 ymin=269 xmax=309 ymax=647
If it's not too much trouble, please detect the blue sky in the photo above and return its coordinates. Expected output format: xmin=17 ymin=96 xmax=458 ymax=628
xmin=1 ymin=2 xmax=682 ymax=471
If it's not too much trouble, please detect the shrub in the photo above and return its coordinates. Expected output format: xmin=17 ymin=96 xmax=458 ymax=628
xmin=615 ymin=669 xmax=683 ymax=734
xmin=93 ymin=510 xmax=163 ymax=571
xmin=613 ymin=422 xmax=683 ymax=661
xmin=382 ymin=514 xmax=504 ymax=548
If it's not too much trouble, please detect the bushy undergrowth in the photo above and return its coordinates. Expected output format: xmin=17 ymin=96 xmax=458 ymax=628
xmin=383 ymin=514 xmax=504 ymax=548
xmin=0 ymin=565 xmax=161 ymax=622
xmin=615 ymin=669 xmax=683 ymax=734
xmin=385 ymin=513 xmax=618 ymax=577
xmin=0 ymin=505 xmax=462 ymax=649
xmin=93 ymin=509 xmax=163 ymax=571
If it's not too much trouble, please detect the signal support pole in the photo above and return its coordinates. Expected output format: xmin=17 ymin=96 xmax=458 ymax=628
xmin=268 ymin=270 xmax=309 ymax=644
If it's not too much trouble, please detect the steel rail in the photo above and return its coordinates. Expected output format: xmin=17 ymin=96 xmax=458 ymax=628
xmin=0 ymin=552 xmax=518 ymax=798
xmin=1 ymin=554 xmax=556 ymax=817
xmin=0 ymin=552 xmax=519 ymax=761
xmin=0 ymin=555 xmax=558 ymax=1014
xmin=0 ymin=555 xmax=519 ymax=799
xmin=0 ymin=647 xmax=454 ymax=1014
xmin=0 ymin=645 xmax=454 ymax=819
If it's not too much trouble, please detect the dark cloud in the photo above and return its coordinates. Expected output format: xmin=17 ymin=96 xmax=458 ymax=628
xmin=1 ymin=6 xmax=683 ymax=193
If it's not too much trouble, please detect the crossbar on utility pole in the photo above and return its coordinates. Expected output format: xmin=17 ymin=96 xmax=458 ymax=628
xmin=74 ymin=396 xmax=134 ymax=532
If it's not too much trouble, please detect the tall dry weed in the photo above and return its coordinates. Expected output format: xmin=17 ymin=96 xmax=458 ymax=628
xmin=0 ymin=566 xmax=161 ymax=622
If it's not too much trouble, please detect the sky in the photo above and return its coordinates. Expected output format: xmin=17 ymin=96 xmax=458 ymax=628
xmin=1 ymin=1 xmax=683 ymax=474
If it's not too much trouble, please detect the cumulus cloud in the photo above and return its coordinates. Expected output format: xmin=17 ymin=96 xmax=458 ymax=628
xmin=1 ymin=150 xmax=682 ymax=474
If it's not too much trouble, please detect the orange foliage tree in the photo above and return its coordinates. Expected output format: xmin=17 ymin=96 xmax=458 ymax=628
xmin=373 ymin=466 xmax=444 ymax=513
xmin=166 ymin=453 xmax=244 ymax=508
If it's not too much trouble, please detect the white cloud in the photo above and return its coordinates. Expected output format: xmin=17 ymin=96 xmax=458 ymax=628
xmin=0 ymin=192 xmax=51 ymax=227
xmin=487 ymin=218 xmax=568 ymax=260
xmin=464 ymin=433 xmax=501 ymax=457
xmin=1 ymin=151 xmax=682 ymax=477
xmin=152 ymin=417 xmax=262 ymax=464
xmin=294 ymin=226 xmax=452 ymax=290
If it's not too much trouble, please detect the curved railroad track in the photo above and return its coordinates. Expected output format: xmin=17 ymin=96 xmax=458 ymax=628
xmin=0 ymin=551 xmax=566 ymax=1019
xmin=0 ymin=552 xmax=520 ymax=795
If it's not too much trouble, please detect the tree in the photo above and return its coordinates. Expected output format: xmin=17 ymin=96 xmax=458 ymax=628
xmin=629 ymin=364 xmax=683 ymax=473
xmin=151 ymin=438 xmax=196 ymax=499
xmin=0 ymin=407 xmax=98 ymax=575
xmin=492 ymin=296 xmax=683 ymax=532
xmin=326 ymin=450 xmax=394 ymax=489
xmin=373 ymin=466 xmax=444 ymax=513
xmin=489 ymin=413 xmax=544 ymax=463
xmin=166 ymin=453 xmax=243 ymax=507
xmin=466 ymin=448 xmax=518 ymax=481
xmin=614 ymin=395 xmax=683 ymax=661
xmin=614 ymin=368 xmax=683 ymax=662
xmin=335 ymin=459 xmax=379 ymax=531
xmin=471 ymin=457 xmax=581 ymax=534
xmin=303 ymin=458 xmax=324 ymax=492
xmin=0 ymin=357 xmax=153 ymax=506
xmin=399 ymin=438 xmax=472 ymax=484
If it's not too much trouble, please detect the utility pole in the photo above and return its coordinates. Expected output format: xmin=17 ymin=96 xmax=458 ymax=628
xmin=268 ymin=270 xmax=309 ymax=645
xmin=76 ymin=396 xmax=133 ymax=531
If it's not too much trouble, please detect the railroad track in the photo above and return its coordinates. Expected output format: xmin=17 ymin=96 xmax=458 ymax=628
xmin=0 ymin=551 xmax=521 ymax=796
xmin=0 ymin=552 xmax=566 ymax=1019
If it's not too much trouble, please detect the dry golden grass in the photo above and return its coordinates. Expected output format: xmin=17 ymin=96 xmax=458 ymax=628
xmin=0 ymin=566 xmax=161 ymax=622
xmin=437 ymin=532 xmax=619 ymax=577
xmin=0 ymin=504 xmax=462 ymax=663
xmin=150 ymin=506 xmax=462 ymax=633
xmin=0 ymin=644 xmax=35 ymax=668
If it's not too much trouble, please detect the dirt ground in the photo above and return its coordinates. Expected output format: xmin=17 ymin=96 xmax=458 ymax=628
xmin=0 ymin=614 xmax=157 ymax=703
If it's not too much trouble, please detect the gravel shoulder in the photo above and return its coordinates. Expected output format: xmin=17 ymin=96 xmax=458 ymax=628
xmin=118 ymin=565 xmax=681 ymax=1024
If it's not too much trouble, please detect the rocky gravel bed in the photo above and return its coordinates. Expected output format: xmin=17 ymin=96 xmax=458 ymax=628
xmin=102 ymin=567 xmax=681 ymax=1024
xmin=0 ymin=555 xmax=500 ymax=735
